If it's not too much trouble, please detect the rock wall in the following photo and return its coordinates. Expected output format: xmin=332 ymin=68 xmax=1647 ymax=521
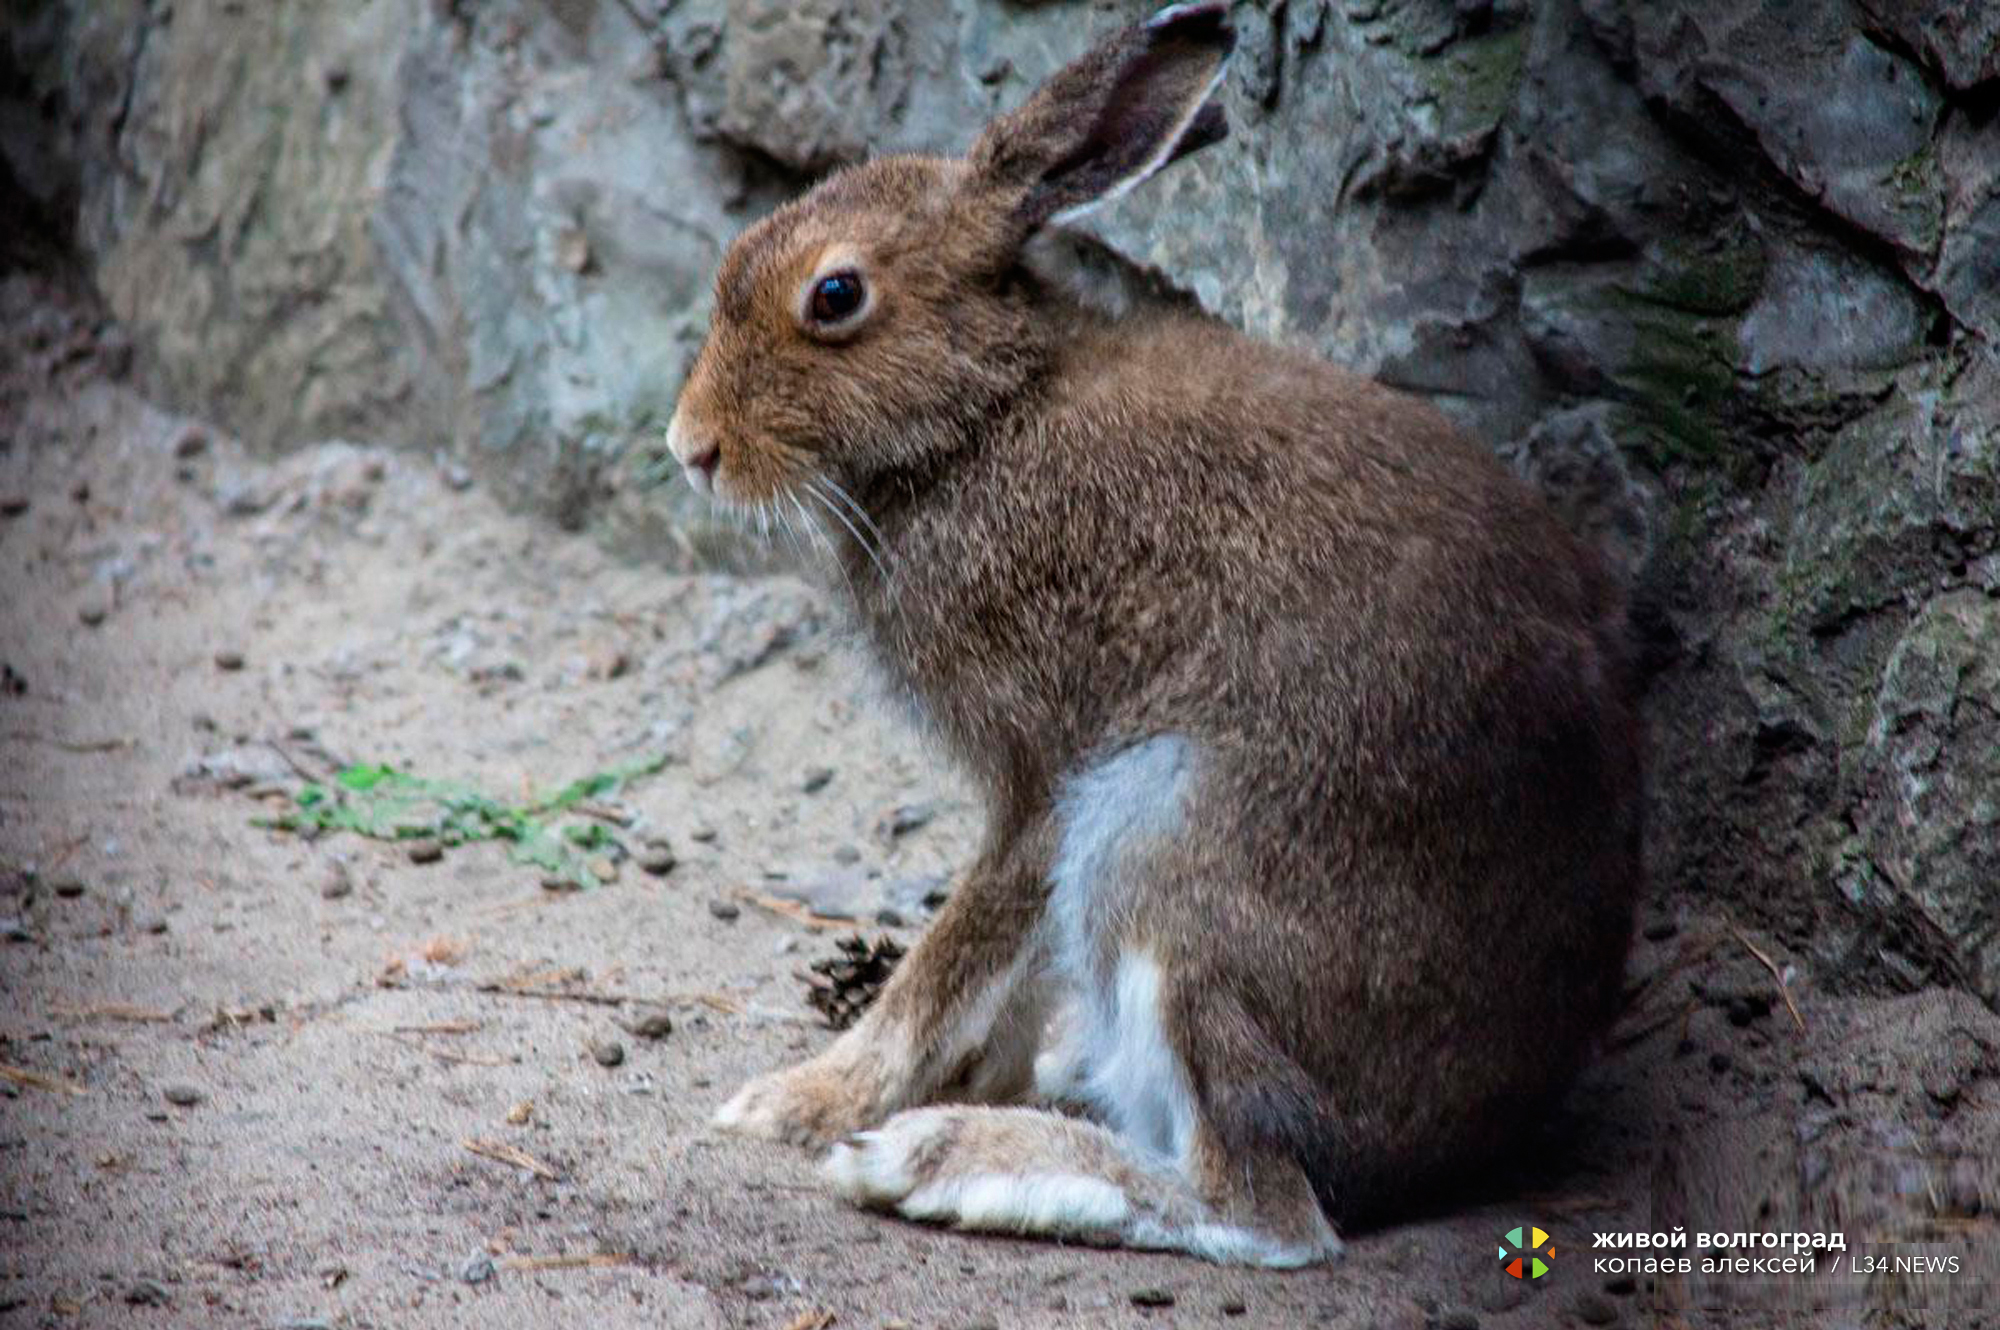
xmin=4 ymin=0 xmax=1996 ymax=1003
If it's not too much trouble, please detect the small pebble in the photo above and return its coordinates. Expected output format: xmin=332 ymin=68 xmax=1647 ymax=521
xmin=588 ymin=855 xmax=618 ymax=884
xmin=877 ymin=802 xmax=936 ymax=840
xmin=739 ymin=1275 xmax=783 ymax=1301
xmin=707 ymin=898 xmax=740 ymax=922
xmin=161 ymin=1083 xmax=204 ymax=1107
xmin=1641 ymin=919 xmax=1677 ymax=941
xmin=690 ymin=824 xmax=718 ymax=844
xmin=1130 ymin=1288 xmax=1175 ymax=1308
xmin=622 ymin=1008 xmax=674 ymax=1040
xmin=831 ymin=844 xmax=862 ymax=866
xmin=875 ymin=907 xmax=906 ymax=927
xmin=1574 ymin=1293 xmax=1619 ymax=1325
xmin=213 ymin=648 xmax=246 ymax=671
xmin=1603 ymin=1276 xmax=1637 ymax=1296
xmin=540 ymin=873 xmax=581 ymax=893
xmin=1709 ymin=1051 xmax=1732 ymax=1075
xmin=405 ymin=837 xmax=444 ymax=865
xmin=459 ymin=1254 xmax=494 ymax=1285
xmin=0 ymin=495 xmax=28 ymax=518
xmin=1221 ymin=1298 xmax=1248 ymax=1317
xmin=1 ymin=917 xmax=33 ymax=943
xmin=170 ymin=425 xmax=209 ymax=458
xmin=124 ymin=1279 xmax=171 ymax=1307
xmin=801 ymin=765 xmax=835 ymax=793
xmin=136 ymin=915 xmax=169 ymax=935
xmin=1726 ymin=994 xmax=1771 ymax=1027
xmin=319 ymin=864 xmax=353 ymax=900
xmin=637 ymin=839 xmax=677 ymax=876
xmin=590 ymin=1039 xmax=626 ymax=1067
xmin=78 ymin=599 xmax=109 ymax=627
xmin=51 ymin=877 xmax=86 ymax=899
xmin=505 ymin=1100 xmax=534 ymax=1125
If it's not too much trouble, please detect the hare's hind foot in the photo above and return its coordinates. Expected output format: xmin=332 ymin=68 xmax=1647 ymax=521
xmin=825 ymin=1105 xmax=1342 ymax=1269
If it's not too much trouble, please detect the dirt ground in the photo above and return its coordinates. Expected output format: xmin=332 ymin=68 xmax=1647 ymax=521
xmin=3 ymin=270 xmax=1998 ymax=1330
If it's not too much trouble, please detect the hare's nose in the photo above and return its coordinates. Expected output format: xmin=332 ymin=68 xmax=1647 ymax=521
xmin=666 ymin=412 xmax=722 ymax=495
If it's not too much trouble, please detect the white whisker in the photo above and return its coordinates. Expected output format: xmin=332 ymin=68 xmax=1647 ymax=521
xmin=775 ymin=500 xmax=814 ymax=567
xmin=819 ymin=475 xmax=889 ymax=553
xmin=792 ymin=492 xmax=859 ymax=603
xmin=805 ymin=478 xmax=892 ymax=587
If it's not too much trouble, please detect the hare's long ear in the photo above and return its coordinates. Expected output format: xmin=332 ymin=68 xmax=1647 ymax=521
xmin=967 ymin=2 xmax=1233 ymax=236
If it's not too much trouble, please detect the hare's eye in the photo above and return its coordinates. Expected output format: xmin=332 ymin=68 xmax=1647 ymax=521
xmin=809 ymin=271 xmax=864 ymax=325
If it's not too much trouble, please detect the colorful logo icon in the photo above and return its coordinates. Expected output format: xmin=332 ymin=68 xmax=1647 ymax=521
xmin=1501 ymin=1226 xmax=1552 ymax=1279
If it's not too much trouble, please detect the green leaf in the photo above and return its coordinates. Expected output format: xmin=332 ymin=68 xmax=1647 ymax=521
xmin=335 ymin=763 xmax=398 ymax=792
xmin=260 ymin=753 xmax=670 ymax=890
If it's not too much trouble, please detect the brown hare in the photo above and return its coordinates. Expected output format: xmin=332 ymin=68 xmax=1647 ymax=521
xmin=671 ymin=1 xmax=1643 ymax=1267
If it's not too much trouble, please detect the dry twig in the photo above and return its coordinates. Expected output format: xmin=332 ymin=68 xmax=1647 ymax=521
xmin=462 ymin=1137 xmax=560 ymax=1180
xmin=1729 ymin=924 xmax=1807 ymax=1032
xmin=500 ymin=1253 xmax=638 ymax=1273
xmin=0 ymin=1063 xmax=86 ymax=1095
xmin=781 ymin=1313 xmax=835 ymax=1330
xmin=49 ymin=1002 xmax=175 ymax=1023
xmin=378 ymin=1032 xmax=510 ymax=1066
xmin=734 ymin=888 xmax=845 ymax=932
xmin=476 ymin=982 xmax=627 ymax=1008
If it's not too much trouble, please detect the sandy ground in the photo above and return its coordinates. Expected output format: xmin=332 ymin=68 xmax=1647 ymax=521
xmin=3 ymin=271 xmax=1998 ymax=1330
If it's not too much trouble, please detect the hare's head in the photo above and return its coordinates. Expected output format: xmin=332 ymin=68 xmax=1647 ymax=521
xmin=665 ymin=3 xmax=1233 ymax=512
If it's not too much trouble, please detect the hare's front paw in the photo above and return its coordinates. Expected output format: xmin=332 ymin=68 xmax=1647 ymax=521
xmin=714 ymin=1057 xmax=888 ymax=1148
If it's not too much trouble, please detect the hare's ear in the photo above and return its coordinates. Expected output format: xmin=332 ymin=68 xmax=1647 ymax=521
xmin=967 ymin=2 xmax=1233 ymax=235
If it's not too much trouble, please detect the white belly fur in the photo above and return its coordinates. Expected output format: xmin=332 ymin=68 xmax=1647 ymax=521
xmin=1037 ymin=735 xmax=1201 ymax=1166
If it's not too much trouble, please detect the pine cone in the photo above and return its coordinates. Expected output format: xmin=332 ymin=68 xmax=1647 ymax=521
xmin=799 ymin=933 xmax=906 ymax=1030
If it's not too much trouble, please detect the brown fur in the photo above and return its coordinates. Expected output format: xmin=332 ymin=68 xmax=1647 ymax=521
xmin=685 ymin=2 xmax=1642 ymax=1255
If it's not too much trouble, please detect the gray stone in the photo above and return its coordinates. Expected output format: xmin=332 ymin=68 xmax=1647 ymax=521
xmin=1856 ymin=0 xmax=2000 ymax=91
xmin=1842 ymin=591 xmax=2000 ymax=1003
xmin=319 ymin=864 xmax=353 ymax=900
xmin=876 ymin=802 xmax=936 ymax=841
xmin=768 ymin=868 xmax=872 ymax=921
xmin=637 ymin=839 xmax=678 ymax=876
xmin=883 ymin=873 xmax=952 ymax=916
xmin=179 ymin=746 xmax=293 ymax=793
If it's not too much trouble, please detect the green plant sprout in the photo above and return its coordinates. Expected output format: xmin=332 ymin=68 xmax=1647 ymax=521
xmin=263 ymin=754 xmax=669 ymax=889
